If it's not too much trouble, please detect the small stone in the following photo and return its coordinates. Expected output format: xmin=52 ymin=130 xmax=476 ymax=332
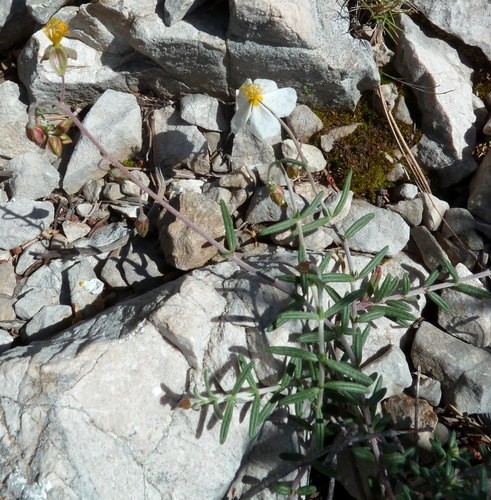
xmin=180 ymin=94 xmax=227 ymax=132
xmin=387 ymin=198 xmax=423 ymax=227
xmin=168 ymin=179 xmax=204 ymax=195
xmin=109 ymin=204 xmax=139 ymax=219
xmin=82 ymin=178 xmax=104 ymax=202
xmin=439 ymin=263 xmax=491 ymax=347
xmin=411 ymin=226 xmax=449 ymax=274
xmin=287 ymin=104 xmax=323 ymax=142
xmin=281 ymin=140 xmax=326 ymax=173
xmin=230 ymin=126 xmax=276 ymax=171
xmin=14 ymin=288 xmax=60 ymax=320
xmin=102 ymin=182 xmax=124 ymax=201
xmin=373 ymin=83 xmax=398 ymax=114
xmin=76 ymin=202 xmax=95 ymax=218
xmin=15 ymin=240 xmax=49 ymax=275
xmin=409 ymin=374 xmax=442 ymax=407
xmin=320 ymin=123 xmax=360 ymax=153
xmin=158 ymin=192 xmax=224 ymax=270
xmin=62 ymin=221 xmax=91 ymax=243
xmin=0 ymin=298 xmax=16 ymax=322
xmin=67 ymin=259 xmax=104 ymax=317
xmin=121 ymin=171 xmax=150 ymax=197
xmin=24 ymin=305 xmax=73 ymax=341
xmin=386 ymin=163 xmax=408 ymax=183
xmin=421 ymin=193 xmax=449 ymax=231
xmin=440 ymin=207 xmax=476 ymax=237
xmin=394 ymin=95 xmax=413 ymax=125
xmin=5 ymin=152 xmax=59 ymax=200
xmin=392 ymin=183 xmax=418 ymax=201
xmin=0 ymin=199 xmax=54 ymax=251
xmin=0 ymin=262 xmax=17 ymax=297
xmin=218 ymin=166 xmax=255 ymax=190
xmin=0 ymin=328 xmax=12 ymax=353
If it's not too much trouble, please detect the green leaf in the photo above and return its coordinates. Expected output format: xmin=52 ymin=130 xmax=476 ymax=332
xmin=268 ymin=346 xmax=318 ymax=362
xmin=323 ymin=381 xmax=369 ymax=394
xmin=324 ymin=289 xmax=365 ymax=318
xmin=258 ymin=218 xmax=297 ymax=236
xmin=280 ymin=387 xmax=319 ymax=405
xmin=257 ymin=398 xmax=278 ymax=428
xmin=299 ymin=191 xmax=325 ymax=219
xmin=231 ymin=361 xmax=253 ymax=395
xmin=237 ymin=353 xmax=257 ymax=388
xmin=374 ymin=274 xmax=400 ymax=302
xmin=425 ymin=267 xmax=441 ymax=286
xmin=220 ymin=200 xmax=237 ymax=252
xmin=352 ymin=446 xmax=376 ymax=462
xmin=454 ymin=283 xmax=491 ymax=300
xmin=427 ymin=291 xmax=449 ymax=311
xmin=312 ymin=460 xmax=336 ymax=477
xmin=333 ymin=169 xmax=352 ymax=218
xmin=323 ymin=359 xmax=374 ymax=386
xmin=402 ymin=274 xmax=410 ymax=295
xmin=219 ymin=398 xmax=235 ymax=444
xmin=274 ymin=310 xmax=321 ymax=325
xmin=318 ymin=251 xmax=333 ymax=273
xmin=291 ymin=215 xmax=332 ymax=236
xmin=320 ymin=273 xmax=355 ymax=283
xmin=343 ymin=213 xmax=375 ymax=240
xmin=357 ymin=247 xmax=388 ymax=280
xmin=274 ymin=483 xmax=292 ymax=495
xmin=441 ymin=258 xmax=459 ymax=283
xmin=357 ymin=309 xmax=387 ymax=323
xmin=296 ymin=485 xmax=318 ymax=496
xmin=248 ymin=394 xmax=261 ymax=439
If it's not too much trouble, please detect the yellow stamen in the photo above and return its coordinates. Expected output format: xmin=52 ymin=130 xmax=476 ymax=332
xmin=43 ymin=18 xmax=69 ymax=46
xmin=242 ymin=83 xmax=263 ymax=107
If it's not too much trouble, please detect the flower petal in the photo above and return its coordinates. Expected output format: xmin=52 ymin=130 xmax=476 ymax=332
xmin=231 ymin=102 xmax=252 ymax=134
xmin=254 ymin=79 xmax=278 ymax=94
xmin=250 ymin=105 xmax=281 ymax=140
xmin=262 ymin=88 xmax=297 ymax=118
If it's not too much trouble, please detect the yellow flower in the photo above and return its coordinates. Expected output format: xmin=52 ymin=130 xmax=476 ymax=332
xmin=43 ymin=18 xmax=69 ymax=46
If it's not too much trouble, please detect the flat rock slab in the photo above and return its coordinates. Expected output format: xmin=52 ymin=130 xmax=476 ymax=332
xmin=0 ymin=199 xmax=54 ymax=250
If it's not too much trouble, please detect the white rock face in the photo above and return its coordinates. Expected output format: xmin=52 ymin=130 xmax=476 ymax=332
xmin=63 ymin=89 xmax=142 ymax=194
xmin=0 ymin=199 xmax=54 ymax=250
xmin=412 ymin=0 xmax=491 ymax=61
xmin=394 ymin=15 xmax=477 ymax=187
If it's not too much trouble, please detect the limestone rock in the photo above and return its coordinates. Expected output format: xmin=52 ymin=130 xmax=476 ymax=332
xmin=63 ymin=89 xmax=142 ymax=194
xmin=0 ymin=199 xmax=54 ymax=251
xmin=394 ymin=15 xmax=477 ymax=187
xmin=158 ymin=192 xmax=224 ymax=270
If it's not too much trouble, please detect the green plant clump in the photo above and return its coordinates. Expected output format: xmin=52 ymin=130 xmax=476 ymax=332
xmin=311 ymin=94 xmax=421 ymax=203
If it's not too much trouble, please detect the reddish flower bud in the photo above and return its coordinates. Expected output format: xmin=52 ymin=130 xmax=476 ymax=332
xmin=287 ymin=163 xmax=301 ymax=179
xmin=26 ymin=125 xmax=47 ymax=148
xmin=177 ymin=398 xmax=192 ymax=410
xmin=56 ymin=118 xmax=73 ymax=134
xmin=48 ymin=135 xmax=63 ymax=156
xmin=59 ymin=133 xmax=72 ymax=144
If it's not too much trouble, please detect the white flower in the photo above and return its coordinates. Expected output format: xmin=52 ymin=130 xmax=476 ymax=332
xmin=231 ymin=78 xmax=297 ymax=140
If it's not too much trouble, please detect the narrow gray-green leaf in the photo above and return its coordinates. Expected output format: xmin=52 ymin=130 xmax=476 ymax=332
xmin=231 ymin=361 xmax=253 ymax=395
xmin=248 ymin=394 xmax=261 ymax=439
xmin=427 ymin=291 xmax=449 ymax=311
xmin=333 ymin=170 xmax=352 ymax=218
xmin=268 ymin=346 xmax=318 ymax=362
xmin=219 ymin=398 xmax=235 ymax=444
xmin=320 ymin=273 xmax=355 ymax=283
xmin=323 ymin=381 xmax=369 ymax=394
xmin=299 ymin=191 xmax=325 ymax=219
xmin=258 ymin=217 xmax=297 ymax=236
xmin=220 ymin=200 xmax=237 ymax=252
xmin=357 ymin=247 xmax=388 ymax=280
xmin=343 ymin=213 xmax=375 ymax=240
xmin=441 ymin=258 xmax=459 ymax=283
xmin=324 ymin=359 xmax=374 ymax=386
xmin=454 ymin=283 xmax=491 ymax=300
xmin=280 ymin=388 xmax=319 ymax=405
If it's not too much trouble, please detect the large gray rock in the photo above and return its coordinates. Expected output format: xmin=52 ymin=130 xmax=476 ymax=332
xmin=129 ymin=10 xmax=229 ymax=100
xmin=335 ymin=200 xmax=410 ymax=256
xmin=0 ymin=81 xmax=52 ymax=169
xmin=412 ymin=321 xmax=491 ymax=414
xmin=26 ymin=0 xmax=72 ymax=23
xmin=0 ymin=199 xmax=54 ymax=250
xmin=63 ymin=89 xmax=142 ymax=194
xmin=394 ymin=15 xmax=477 ymax=187
xmin=164 ymin=0 xmax=208 ymax=26
xmin=5 ymin=152 xmax=59 ymax=200
xmin=228 ymin=0 xmax=379 ymax=109
xmin=411 ymin=0 xmax=491 ymax=61
xmin=438 ymin=264 xmax=491 ymax=348
xmin=468 ymin=150 xmax=491 ymax=223
xmin=0 ymin=0 xmax=36 ymax=52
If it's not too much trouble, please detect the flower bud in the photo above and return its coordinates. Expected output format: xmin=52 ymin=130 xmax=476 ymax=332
xmin=48 ymin=135 xmax=63 ymax=156
xmin=268 ymin=183 xmax=287 ymax=208
xmin=135 ymin=210 xmax=150 ymax=238
xmin=59 ymin=133 xmax=72 ymax=145
xmin=49 ymin=45 xmax=68 ymax=76
xmin=177 ymin=398 xmax=192 ymax=410
xmin=56 ymin=118 xmax=73 ymax=134
xmin=287 ymin=163 xmax=301 ymax=179
xmin=25 ymin=125 xmax=47 ymax=148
